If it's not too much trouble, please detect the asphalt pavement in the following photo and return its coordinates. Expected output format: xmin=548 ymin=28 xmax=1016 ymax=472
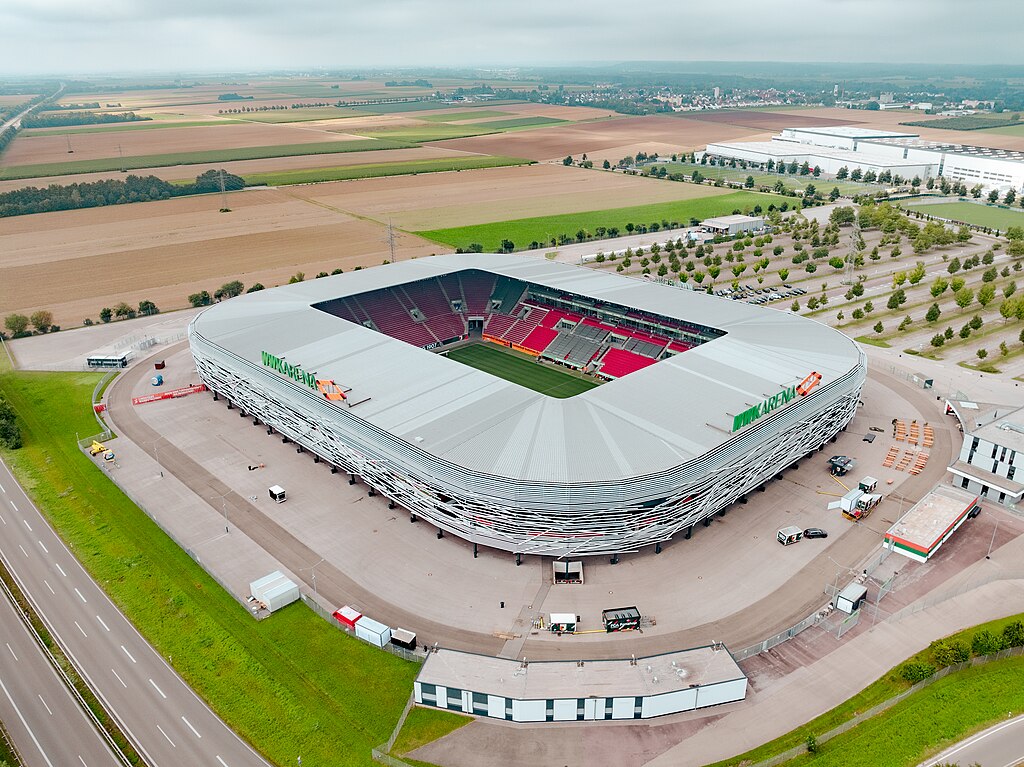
xmin=922 ymin=714 xmax=1024 ymax=767
xmin=0 ymin=457 xmax=271 ymax=767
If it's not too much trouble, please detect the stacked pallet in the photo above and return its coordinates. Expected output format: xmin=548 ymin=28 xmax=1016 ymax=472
xmin=910 ymin=452 xmax=929 ymax=475
xmin=923 ymin=424 xmax=935 ymax=448
xmin=883 ymin=446 xmax=899 ymax=468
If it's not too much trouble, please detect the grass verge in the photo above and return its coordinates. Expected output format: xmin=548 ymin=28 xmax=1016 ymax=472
xmin=391 ymin=708 xmax=472 ymax=757
xmin=854 ymin=335 xmax=892 ymax=348
xmin=0 ymin=366 xmax=418 ymax=766
xmin=0 ymin=139 xmax=413 ymax=179
xmin=445 ymin=344 xmax=599 ymax=398
xmin=417 ymin=191 xmax=784 ymax=251
xmin=242 ymin=155 xmax=533 ymax=186
xmin=705 ymin=613 xmax=1024 ymax=767
xmin=899 ymin=200 xmax=1024 ymax=231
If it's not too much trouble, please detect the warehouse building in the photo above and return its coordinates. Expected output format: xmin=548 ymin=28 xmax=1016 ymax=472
xmin=883 ymin=486 xmax=979 ymax=563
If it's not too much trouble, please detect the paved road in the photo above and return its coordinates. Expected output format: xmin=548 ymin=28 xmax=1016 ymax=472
xmin=922 ymin=714 xmax=1024 ymax=767
xmin=0 ymin=585 xmax=117 ymax=767
xmin=0 ymin=458 xmax=271 ymax=767
xmin=0 ymin=84 xmax=63 ymax=133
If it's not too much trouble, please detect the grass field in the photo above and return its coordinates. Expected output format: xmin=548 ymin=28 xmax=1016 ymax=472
xmin=237 ymin=107 xmax=377 ymax=123
xmin=419 ymin=110 xmax=511 ymax=122
xmin=900 ymin=200 xmax=1024 ymax=230
xmin=0 ymin=365 xmax=419 ymax=766
xmin=418 ymin=190 xmax=783 ymax=251
xmin=464 ymin=116 xmax=567 ymax=130
xmin=361 ymin=100 xmax=523 ymax=114
xmin=20 ymin=119 xmax=245 ymax=136
xmin=0 ymin=138 xmax=413 ymax=179
xmin=902 ymin=115 xmax=1024 ymax=131
xmin=657 ymin=162 xmax=879 ymax=196
xmin=355 ymin=124 xmax=503 ymax=143
xmin=985 ymin=123 xmax=1024 ymax=137
xmin=242 ymin=155 xmax=534 ymax=186
xmin=391 ymin=708 xmax=471 ymax=757
xmin=445 ymin=344 xmax=599 ymax=397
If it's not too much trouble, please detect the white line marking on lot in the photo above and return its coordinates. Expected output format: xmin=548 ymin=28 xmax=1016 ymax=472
xmin=74 ymin=588 xmax=86 ymax=603
xmin=0 ymin=512 xmax=5 ymax=525
xmin=18 ymin=544 xmax=27 ymax=557
xmin=216 ymin=756 xmax=229 ymax=767
xmin=54 ymin=563 xmax=66 ymax=577
xmin=20 ymin=515 xmax=28 ymax=528
xmin=37 ymin=540 xmax=48 ymax=554
xmin=120 ymin=645 xmax=136 ymax=664
xmin=111 ymin=669 xmax=127 ymax=688
xmin=78 ymin=756 xmax=88 ymax=767
xmin=156 ymin=724 xmax=175 ymax=747
xmin=95 ymin=615 xmax=109 ymax=632
xmin=0 ymin=482 xmax=5 ymax=493
xmin=0 ymin=675 xmax=56 ymax=767
xmin=149 ymin=678 xmax=167 ymax=699
xmin=5 ymin=644 xmax=17 ymax=662
xmin=181 ymin=715 xmax=201 ymax=738
xmin=74 ymin=621 xmax=87 ymax=638
xmin=38 ymin=694 xmax=52 ymax=716
xmin=44 ymin=581 xmax=55 ymax=596
xmin=12 ymin=502 xmax=19 ymax=513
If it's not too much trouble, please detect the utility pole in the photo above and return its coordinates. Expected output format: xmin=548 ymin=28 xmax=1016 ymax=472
xmin=218 ymin=168 xmax=229 ymax=212
xmin=117 ymin=144 xmax=125 ymax=173
xmin=386 ymin=218 xmax=397 ymax=262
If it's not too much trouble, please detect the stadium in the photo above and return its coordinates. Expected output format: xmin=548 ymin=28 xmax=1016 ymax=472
xmin=188 ymin=253 xmax=867 ymax=558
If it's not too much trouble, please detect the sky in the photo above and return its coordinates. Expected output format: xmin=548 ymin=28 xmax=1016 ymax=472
xmin=0 ymin=0 xmax=1020 ymax=75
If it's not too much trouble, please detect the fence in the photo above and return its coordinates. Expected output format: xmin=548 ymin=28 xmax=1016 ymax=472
xmin=300 ymin=594 xmax=425 ymax=664
xmin=734 ymin=610 xmax=824 ymax=661
xmin=747 ymin=645 xmax=1024 ymax=767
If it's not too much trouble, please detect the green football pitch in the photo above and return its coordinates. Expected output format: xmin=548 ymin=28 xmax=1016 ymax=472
xmin=445 ymin=343 xmax=599 ymax=398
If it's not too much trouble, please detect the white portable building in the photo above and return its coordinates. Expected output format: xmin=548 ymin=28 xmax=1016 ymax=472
xmin=249 ymin=571 xmax=300 ymax=613
xmin=835 ymin=582 xmax=868 ymax=614
xmin=355 ymin=616 xmax=392 ymax=648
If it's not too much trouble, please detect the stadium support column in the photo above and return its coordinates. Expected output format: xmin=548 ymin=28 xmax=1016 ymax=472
xmin=516 ymin=553 xmax=522 ymax=566
xmin=655 ymin=542 xmax=662 ymax=554
xmin=437 ymin=528 xmax=444 ymax=539
xmin=685 ymin=525 xmax=694 ymax=540
xmin=610 ymin=554 xmax=619 ymax=565
xmin=349 ymin=474 xmax=356 ymax=485
xmin=473 ymin=543 xmax=478 ymax=558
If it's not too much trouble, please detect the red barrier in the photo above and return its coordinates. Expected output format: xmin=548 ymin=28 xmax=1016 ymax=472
xmin=93 ymin=403 xmax=107 ymax=413
xmin=132 ymin=383 xmax=207 ymax=406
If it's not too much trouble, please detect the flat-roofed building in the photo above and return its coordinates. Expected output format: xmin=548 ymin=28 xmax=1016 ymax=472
xmin=883 ymin=486 xmax=979 ymax=563
xmin=949 ymin=403 xmax=1024 ymax=508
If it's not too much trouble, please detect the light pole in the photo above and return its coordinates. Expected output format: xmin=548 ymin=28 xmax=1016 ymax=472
xmin=986 ymin=512 xmax=1000 ymax=560
xmin=300 ymin=558 xmax=324 ymax=604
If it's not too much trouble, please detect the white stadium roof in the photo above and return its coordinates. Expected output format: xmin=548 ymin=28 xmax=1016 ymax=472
xmin=191 ymin=254 xmax=863 ymax=484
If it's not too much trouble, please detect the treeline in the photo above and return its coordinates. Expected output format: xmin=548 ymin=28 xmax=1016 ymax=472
xmin=41 ymin=102 xmax=101 ymax=111
xmin=0 ymin=169 xmax=245 ymax=218
xmin=0 ymin=124 xmax=17 ymax=155
xmin=21 ymin=111 xmax=150 ymax=128
xmin=216 ymin=96 xmax=430 ymax=114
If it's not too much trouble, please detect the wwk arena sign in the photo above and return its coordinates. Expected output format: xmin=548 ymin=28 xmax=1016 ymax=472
xmin=732 ymin=372 xmax=822 ymax=432
xmin=262 ymin=351 xmax=317 ymax=390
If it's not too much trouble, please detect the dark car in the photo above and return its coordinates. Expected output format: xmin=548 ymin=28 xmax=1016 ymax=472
xmin=968 ymin=505 xmax=982 ymax=519
xmin=803 ymin=528 xmax=828 ymax=539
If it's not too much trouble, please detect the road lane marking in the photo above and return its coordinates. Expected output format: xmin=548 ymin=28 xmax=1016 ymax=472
xmin=5 ymin=644 xmax=17 ymax=661
xmin=149 ymin=678 xmax=167 ymax=699
xmin=156 ymin=724 xmax=176 ymax=747
xmin=78 ymin=756 xmax=88 ymax=767
xmin=74 ymin=588 xmax=87 ymax=603
xmin=20 ymin=516 xmax=28 ymax=529
xmin=44 ymin=581 xmax=55 ymax=596
xmin=38 ymin=694 xmax=53 ymax=716
xmin=0 ymin=482 xmax=5 ymax=492
xmin=0 ymin=675 xmax=56 ymax=767
xmin=37 ymin=540 xmax=48 ymax=554
xmin=18 ymin=544 xmax=28 ymax=557
xmin=11 ymin=502 xmax=18 ymax=513
xmin=74 ymin=621 xmax=87 ymax=638
xmin=120 ymin=645 xmax=136 ymax=664
xmin=54 ymin=563 xmax=66 ymax=577
xmin=95 ymin=615 xmax=109 ymax=632
xmin=0 ymin=512 xmax=5 ymax=525
xmin=181 ymin=715 xmax=201 ymax=738
xmin=925 ymin=715 xmax=1024 ymax=766
xmin=111 ymin=669 xmax=127 ymax=688
xmin=216 ymin=757 xmax=229 ymax=767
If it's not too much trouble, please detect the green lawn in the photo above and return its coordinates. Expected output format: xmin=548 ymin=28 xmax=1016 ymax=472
xmin=0 ymin=138 xmax=413 ymax=179
xmin=237 ymin=107 xmax=376 ymax=123
xmin=353 ymin=124 xmax=502 ymax=143
xmin=20 ymin=119 xmax=244 ymax=136
xmin=657 ymin=162 xmax=878 ymax=196
xmin=445 ymin=344 xmax=599 ymax=398
xmin=985 ymin=123 xmax=1024 ymax=137
xmin=418 ymin=191 xmax=783 ymax=251
xmin=464 ymin=116 xmax=566 ymax=130
xmin=780 ymin=656 xmax=1024 ymax=767
xmin=242 ymin=155 xmax=533 ymax=186
xmin=391 ymin=708 xmax=471 ymax=757
xmin=900 ymin=200 xmax=1024 ymax=230
xmin=0 ymin=366 xmax=418 ymax=766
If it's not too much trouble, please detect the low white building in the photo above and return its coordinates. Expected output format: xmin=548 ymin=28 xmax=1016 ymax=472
xmin=948 ymin=403 xmax=1024 ymax=507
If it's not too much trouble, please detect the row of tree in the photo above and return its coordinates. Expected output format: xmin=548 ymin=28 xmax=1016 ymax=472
xmin=21 ymin=111 xmax=150 ymax=129
xmin=0 ymin=395 xmax=21 ymax=450
xmin=3 ymin=310 xmax=57 ymax=338
xmin=0 ymin=170 xmax=245 ymax=218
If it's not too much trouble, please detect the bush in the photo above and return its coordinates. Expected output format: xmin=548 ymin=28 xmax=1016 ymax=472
xmin=932 ymin=640 xmax=971 ymax=667
xmin=1002 ymin=620 xmax=1024 ymax=648
xmin=971 ymin=629 xmax=1004 ymax=656
xmin=0 ymin=394 xmax=22 ymax=449
xmin=899 ymin=661 xmax=936 ymax=683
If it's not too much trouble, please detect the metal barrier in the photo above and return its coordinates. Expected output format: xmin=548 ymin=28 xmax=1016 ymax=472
xmin=300 ymin=594 xmax=425 ymax=664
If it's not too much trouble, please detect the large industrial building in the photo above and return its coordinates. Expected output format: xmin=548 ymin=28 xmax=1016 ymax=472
xmin=705 ymin=125 xmax=1024 ymax=193
xmin=189 ymin=254 xmax=866 ymax=558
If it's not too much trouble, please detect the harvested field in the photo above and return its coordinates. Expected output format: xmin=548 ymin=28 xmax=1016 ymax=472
xmin=430 ymin=115 xmax=769 ymax=161
xmin=0 ymin=146 xmax=477 ymax=193
xmin=286 ymin=163 xmax=730 ymax=230
xmin=677 ymin=110 xmax=866 ymax=131
xmin=241 ymin=154 xmax=533 ymax=186
xmin=20 ymin=119 xmax=246 ymax=136
xmin=0 ymin=188 xmax=441 ymax=328
xmin=1 ymin=123 xmax=354 ymax=167
xmin=237 ymin=107 xmax=376 ymax=123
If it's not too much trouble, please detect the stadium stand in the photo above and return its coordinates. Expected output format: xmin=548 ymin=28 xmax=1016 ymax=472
xmin=520 ymin=326 xmax=559 ymax=354
xmin=491 ymin=276 xmax=528 ymax=314
xmin=599 ymin=348 xmax=658 ymax=379
xmin=460 ymin=271 xmax=497 ymax=315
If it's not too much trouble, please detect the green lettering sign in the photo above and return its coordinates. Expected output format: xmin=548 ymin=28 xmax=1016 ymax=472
xmin=261 ymin=351 xmax=317 ymax=390
xmin=732 ymin=385 xmax=796 ymax=432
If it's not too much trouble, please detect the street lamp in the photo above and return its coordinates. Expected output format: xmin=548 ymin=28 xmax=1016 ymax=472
xmin=300 ymin=558 xmax=325 ymax=603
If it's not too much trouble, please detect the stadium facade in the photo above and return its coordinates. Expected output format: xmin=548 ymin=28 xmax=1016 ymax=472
xmin=189 ymin=253 xmax=866 ymax=557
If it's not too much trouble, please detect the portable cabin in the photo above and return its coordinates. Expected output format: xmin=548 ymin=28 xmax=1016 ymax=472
xmin=777 ymin=526 xmax=803 ymax=546
xmin=268 ymin=485 xmax=286 ymax=503
xmin=549 ymin=613 xmax=578 ymax=633
xmin=602 ymin=606 xmax=641 ymax=633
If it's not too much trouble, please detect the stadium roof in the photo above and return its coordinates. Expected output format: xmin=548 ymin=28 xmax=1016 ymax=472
xmin=191 ymin=254 xmax=863 ymax=484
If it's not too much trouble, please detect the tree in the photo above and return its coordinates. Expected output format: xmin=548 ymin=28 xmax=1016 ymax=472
xmin=988 ymin=189 xmax=1000 ymax=203
xmin=977 ymin=348 xmax=988 ymax=360
xmin=744 ymin=175 xmax=754 ymax=188
xmin=188 ymin=291 xmax=212 ymax=308
xmin=960 ymin=324 xmax=972 ymax=339
xmin=931 ymin=334 xmax=945 ymax=347
xmin=829 ymin=206 xmax=856 ymax=226
xmin=887 ymin=289 xmax=906 ymax=310
xmin=246 ymin=283 xmax=265 ymax=293
xmin=931 ymin=277 xmax=949 ymax=297
xmin=829 ymin=256 xmax=845 ymax=270
xmin=3 ymin=314 xmax=29 ymax=336
xmin=778 ymin=268 xmax=789 ymax=281
xmin=99 ymin=307 xmax=112 ymax=323
xmin=1006 ymin=189 xmax=1018 ymax=206
xmin=836 ymin=166 xmax=849 ymax=180
xmin=852 ymin=308 xmax=864 ymax=320
xmin=951 ymin=276 xmax=966 ymax=292
xmin=113 ymin=301 xmax=135 ymax=319
xmin=791 ymin=300 xmax=800 ymax=312
xmin=957 ymin=225 xmax=972 ymax=243
xmin=602 ymin=159 xmax=611 ymax=170
xmin=893 ymin=271 xmax=907 ymax=287
xmin=0 ymin=395 xmax=22 ymax=449
xmin=969 ymin=314 xmax=984 ymax=330
xmin=947 ymin=257 xmax=961 ymax=274
xmin=926 ymin=303 xmax=941 ymax=323
xmin=978 ymin=283 xmax=996 ymax=308
xmin=288 ymin=272 xmax=305 ymax=283
xmin=955 ymin=287 xmax=975 ymax=311
xmin=873 ymin=321 xmax=884 ymax=334
xmin=29 ymin=310 xmax=53 ymax=333
xmin=214 ymin=280 xmax=244 ymax=300
xmin=137 ymin=300 xmax=158 ymax=315
xmin=864 ymin=301 xmax=874 ymax=313
xmin=563 ymin=155 xmax=573 ymax=166
xmin=908 ymin=262 xmax=927 ymax=284
xmin=1005 ymin=281 xmax=1017 ymax=299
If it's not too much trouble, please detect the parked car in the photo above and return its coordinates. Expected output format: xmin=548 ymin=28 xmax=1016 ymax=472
xmin=968 ymin=505 xmax=982 ymax=519
xmin=803 ymin=528 xmax=829 ymax=539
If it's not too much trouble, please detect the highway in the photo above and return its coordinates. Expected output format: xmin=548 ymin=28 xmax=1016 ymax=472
xmin=0 ymin=457 xmax=272 ymax=767
xmin=922 ymin=714 xmax=1024 ymax=767
xmin=0 ymin=84 xmax=63 ymax=133
xmin=0 ymin=586 xmax=117 ymax=767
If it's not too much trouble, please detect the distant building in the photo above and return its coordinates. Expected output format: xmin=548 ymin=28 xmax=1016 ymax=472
xmin=701 ymin=215 xmax=766 ymax=237
xmin=948 ymin=403 xmax=1024 ymax=508
xmin=713 ymin=86 xmax=721 ymax=100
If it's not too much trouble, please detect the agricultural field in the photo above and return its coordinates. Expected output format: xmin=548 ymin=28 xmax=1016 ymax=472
xmin=655 ymin=161 xmax=880 ymax=196
xmin=19 ymin=118 xmax=245 ymax=135
xmin=418 ymin=190 xmax=780 ymax=251
xmin=236 ymin=106 xmax=378 ymax=123
xmin=901 ymin=114 xmax=1024 ymax=131
xmin=241 ymin=154 xmax=533 ymax=187
xmin=899 ymin=200 xmax=1024 ymax=231
xmin=445 ymin=344 xmax=599 ymax=398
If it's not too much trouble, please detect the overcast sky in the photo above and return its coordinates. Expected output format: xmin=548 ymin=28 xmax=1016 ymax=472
xmin=0 ymin=0 xmax=1020 ymax=75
